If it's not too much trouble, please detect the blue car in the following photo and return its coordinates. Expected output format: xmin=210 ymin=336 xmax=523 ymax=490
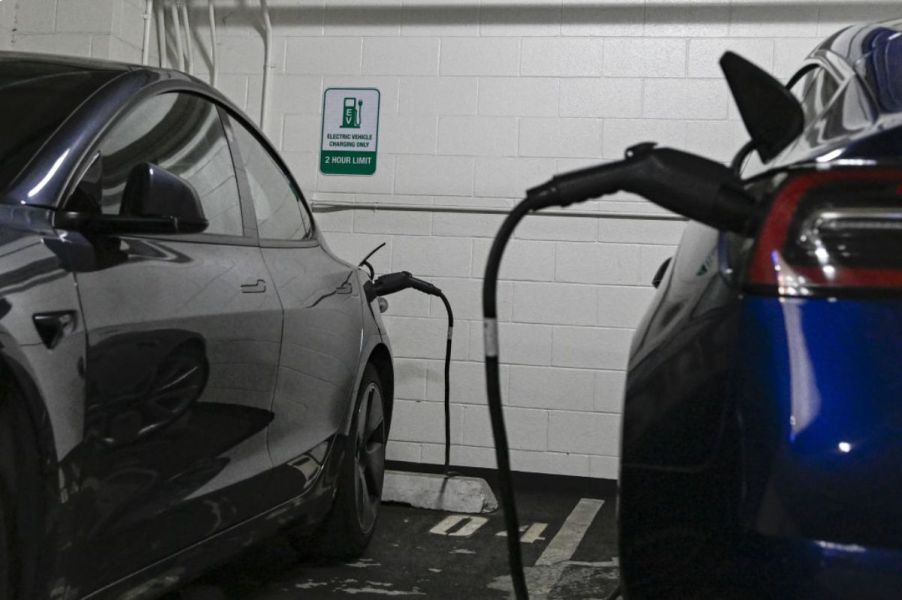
xmin=620 ymin=19 xmax=902 ymax=599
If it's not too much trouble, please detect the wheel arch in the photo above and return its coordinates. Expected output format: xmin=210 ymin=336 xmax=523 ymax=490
xmin=0 ymin=351 xmax=57 ymax=600
xmin=366 ymin=343 xmax=394 ymax=437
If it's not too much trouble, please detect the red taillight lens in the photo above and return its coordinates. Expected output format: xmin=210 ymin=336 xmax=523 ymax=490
xmin=748 ymin=168 xmax=902 ymax=295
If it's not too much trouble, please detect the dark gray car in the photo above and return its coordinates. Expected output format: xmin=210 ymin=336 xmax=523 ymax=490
xmin=0 ymin=53 xmax=394 ymax=600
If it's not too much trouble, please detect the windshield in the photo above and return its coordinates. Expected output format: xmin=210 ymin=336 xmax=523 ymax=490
xmin=0 ymin=59 xmax=118 ymax=188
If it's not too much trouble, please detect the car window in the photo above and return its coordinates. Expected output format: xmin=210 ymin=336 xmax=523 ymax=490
xmin=790 ymin=66 xmax=839 ymax=128
xmin=227 ymin=116 xmax=311 ymax=241
xmin=95 ymin=92 xmax=243 ymax=236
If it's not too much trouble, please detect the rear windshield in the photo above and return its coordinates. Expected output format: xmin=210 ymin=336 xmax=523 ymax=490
xmin=0 ymin=60 xmax=117 ymax=187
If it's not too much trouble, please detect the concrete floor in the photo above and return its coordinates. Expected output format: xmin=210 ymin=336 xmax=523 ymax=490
xmin=175 ymin=480 xmax=619 ymax=599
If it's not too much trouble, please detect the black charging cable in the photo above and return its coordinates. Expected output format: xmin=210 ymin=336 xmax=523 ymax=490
xmin=482 ymin=143 xmax=760 ymax=600
xmin=365 ymin=272 xmax=455 ymax=474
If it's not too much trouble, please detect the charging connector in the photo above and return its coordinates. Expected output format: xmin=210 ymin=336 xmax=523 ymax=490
xmin=365 ymin=271 xmax=455 ymax=474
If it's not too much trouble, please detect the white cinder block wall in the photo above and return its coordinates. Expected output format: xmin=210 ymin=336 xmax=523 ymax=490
xmin=2 ymin=1 xmax=898 ymax=479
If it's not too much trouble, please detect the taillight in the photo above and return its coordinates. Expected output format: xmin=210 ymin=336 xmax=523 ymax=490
xmin=747 ymin=168 xmax=902 ymax=296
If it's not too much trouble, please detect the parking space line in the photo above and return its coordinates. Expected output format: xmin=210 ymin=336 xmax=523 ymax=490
xmin=496 ymin=523 xmax=548 ymax=543
xmin=429 ymin=515 xmax=488 ymax=537
xmin=534 ymin=498 xmax=604 ymax=566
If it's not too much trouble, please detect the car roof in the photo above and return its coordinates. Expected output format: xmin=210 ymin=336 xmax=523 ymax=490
xmin=816 ymin=18 xmax=902 ymax=70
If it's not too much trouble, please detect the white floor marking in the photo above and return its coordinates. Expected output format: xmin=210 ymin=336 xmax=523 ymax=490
xmin=535 ymin=498 xmax=605 ymax=566
xmin=428 ymin=514 xmax=488 ymax=537
xmin=495 ymin=522 xmax=548 ymax=543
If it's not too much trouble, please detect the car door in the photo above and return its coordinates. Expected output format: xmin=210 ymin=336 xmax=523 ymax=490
xmin=223 ymin=113 xmax=364 ymax=480
xmin=59 ymin=91 xmax=283 ymax=588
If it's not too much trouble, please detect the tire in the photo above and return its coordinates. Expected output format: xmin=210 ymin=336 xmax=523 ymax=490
xmin=0 ymin=384 xmax=22 ymax=600
xmin=296 ymin=364 xmax=387 ymax=559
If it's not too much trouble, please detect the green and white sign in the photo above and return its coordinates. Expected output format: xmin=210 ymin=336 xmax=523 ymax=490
xmin=320 ymin=88 xmax=380 ymax=175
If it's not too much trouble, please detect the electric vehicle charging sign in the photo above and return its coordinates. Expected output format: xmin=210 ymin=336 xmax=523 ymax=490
xmin=320 ymin=88 xmax=380 ymax=175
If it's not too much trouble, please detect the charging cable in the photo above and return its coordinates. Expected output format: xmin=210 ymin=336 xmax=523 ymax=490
xmin=365 ymin=272 xmax=455 ymax=474
xmin=482 ymin=143 xmax=759 ymax=599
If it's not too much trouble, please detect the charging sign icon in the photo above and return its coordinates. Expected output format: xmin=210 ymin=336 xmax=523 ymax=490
xmin=321 ymin=88 xmax=380 ymax=175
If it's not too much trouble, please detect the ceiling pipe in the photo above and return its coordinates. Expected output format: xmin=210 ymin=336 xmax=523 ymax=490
xmin=156 ymin=0 xmax=166 ymax=67
xmin=171 ymin=1 xmax=185 ymax=72
xmin=260 ymin=0 xmax=273 ymax=130
xmin=141 ymin=0 xmax=154 ymax=65
xmin=180 ymin=1 xmax=194 ymax=74
xmin=208 ymin=0 xmax=218 ymax=86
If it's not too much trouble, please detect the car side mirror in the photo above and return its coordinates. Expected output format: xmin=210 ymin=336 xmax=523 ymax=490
xmin=720 ymin=51 xmax=805 ymax=163
xmin=56 ymin=163 xmax=208 ymax=235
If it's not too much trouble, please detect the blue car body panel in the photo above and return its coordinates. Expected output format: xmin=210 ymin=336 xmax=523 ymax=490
xmin=620 ymin=18 xmax=902 ymax=599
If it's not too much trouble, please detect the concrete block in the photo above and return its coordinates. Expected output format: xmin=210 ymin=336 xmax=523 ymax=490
xmin=394 ymin=358 xmax=429 ymax=400
xmin=472 ymin=239 xmax=556 ymax=281
xmin=548 ymin=411 xmax=620 ymax=455
xmin=521 ymin=38 xmax=604 ymax=77
xmin=514 ymin=214 xmax=597 ymax=242
xmin=474 ymin=157 xmax=556 ymax=199
xmin=552 ymin=326 xmax=632 ymax=370
xmin=559 ymin=78 xmax=642 ymax=118
xmin=382 ymin=471 xmax=498 ymax=513
xmin=512 ymin=282 xmax=598 ymax=326
xmin=285 ymin=37 xmax=362 ymax=74
xmin=440 ymin=38 xmax=520 ymax=76
xmin=604 ymin=38 xmax=686 ymax=78
xmin=688 ymin=38 xmax=774 ymax=78
xmin=14 ymin=33 xmax=93 ymax=57
xmin=395 ymin=155 xmax=474 ymax=196
xmin=57 ymin=0 xmax=116 ymax=33
xmin=399 ymin=77 xmax=478 ymax=115
xmin=433 ymin=208 xmax=506 ymax=238
xmin=478 ymin=78 xmax=560 ymax=118
xmin=685 ymin=120 xmax=744 ymax=162
xmin=386 ymin=441 xmax=422 ymax=462
xmin=363 ymin=38 xmax=439 ymax=75
xmin=519 ymin=118 xmax=602 ymax=159
xmin=16 ymin=0 xmax=57 ymax=33
xmin=511 ymin=450 xmax=590 ymax=477
xmin=469 ymin=321 xmax=553 ymax=367
xmin=438 ymin=116 xmax=519 ymax=157
xmin=425 ymin=358 xmax=506 ymax=405
xmin=281 ymin=114 xmax=321 ymax=153
xmin=603 ymin=119 xmax=686 ymax=160
xmin=353 ymin=208 xmax=432 ymax=236
xmin=508 ymin=365 xmax=596 ymax=412
xmin=643 ymin=79 xmax=730 ymax=120
xmin=379 ymin=115 xmax=438 ymax=155
xmin=426 ymin=277 xmax=514 ymax=322
xmin=391 ymin=236 xmax=473 ymax=278
xmin=389 ymin=398 xmax=464 ymax=443
xmin=462 ymin=404 xmax=548 ymax=451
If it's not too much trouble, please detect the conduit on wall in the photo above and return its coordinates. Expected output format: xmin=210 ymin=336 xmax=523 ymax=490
xmin=141 ymin=0 xmax=153 ymax=65
xmin=260 ymin=0 xmax=273 ymax=130
xmin=209 ymin=0 xmax=218 ymax=86
xmin=310 ymin=200 xmax=687 ymax=222
xmin=180 ymin=0 xmax=194 ymax=75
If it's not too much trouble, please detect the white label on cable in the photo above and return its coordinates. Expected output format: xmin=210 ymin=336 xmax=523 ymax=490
xmin=483 ymin=318 xmax=499 ymax=358
xmin=447 ymin=325 xmax=453 ymax=341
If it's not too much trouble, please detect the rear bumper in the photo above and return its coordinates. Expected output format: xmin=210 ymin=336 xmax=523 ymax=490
xmin=620 ymin=294 xmax=902 ymax=599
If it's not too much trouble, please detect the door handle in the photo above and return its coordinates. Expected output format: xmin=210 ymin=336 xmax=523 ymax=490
xmin=241 ymin=279 xmax=267 ymax=293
